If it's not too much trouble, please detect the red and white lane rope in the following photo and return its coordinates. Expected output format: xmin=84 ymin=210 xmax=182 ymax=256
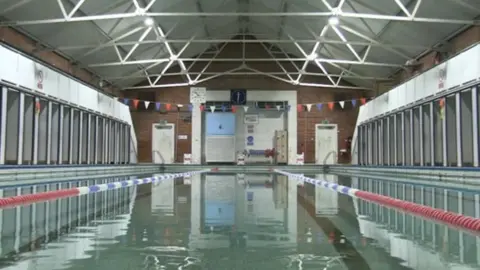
xmin=0 ymin=168 xmax=216 ymax=209
xmin=275 ymin=169 xmax=480 ymax=233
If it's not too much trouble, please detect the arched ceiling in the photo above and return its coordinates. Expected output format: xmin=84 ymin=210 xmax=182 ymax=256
xmin=0 ymin=0 xmax=479 ymax=91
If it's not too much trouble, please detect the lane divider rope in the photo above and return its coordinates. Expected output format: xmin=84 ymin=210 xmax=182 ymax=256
xmin=274 ymin=169 xmax=480 ymax=233
xmin=0 ymin=169 xmax=215 ymax=209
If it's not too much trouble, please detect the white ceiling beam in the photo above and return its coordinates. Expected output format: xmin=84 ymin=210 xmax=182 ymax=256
xmin=0 ymin=0 xmax=36 ymax=15
xmin=394 ymin=0 xmax=411 ymax=17
xmin=260 ymin=43 xmax=294 ymax=81
xmin=193 ymin=43 xmax=228 ymax=82
xmin=331 ymin=26 xmax=362 ymax=62
xmin=68 ymin=0 xmax=86 ymax=18
xmin=411 ymin=0 xmax=422 ymax=17
xmin=56 ymin=0 xmax=68 ymax=18
xmin=125 ymin=82 xmax=190 ymax=89
xmin=122 ymin=27 xmax=152 ymax=62
xmin=123 ymin=79 xmax=371 ymax=90
xmin=88 ymin=57 xmax=404 ymax=67
xmin=338 ymin=24 xmax=412 ymax=60
xmin=107 ymin=71 xmax=391 ymax=81
xmin=1 ymin=11 xmax=478 ymax=26
xmin=54 ymin=38 xmax=429 ymax=51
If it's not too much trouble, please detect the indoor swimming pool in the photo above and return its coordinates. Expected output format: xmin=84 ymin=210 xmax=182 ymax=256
xmin=0 ymin=171 xmax=478 ymax=270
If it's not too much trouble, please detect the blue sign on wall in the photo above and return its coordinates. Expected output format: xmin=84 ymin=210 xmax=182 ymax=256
xmin=205 ymin=113 xmax=236 ymax=136
xmin=246 ymin=136 xmax=254 ymax=146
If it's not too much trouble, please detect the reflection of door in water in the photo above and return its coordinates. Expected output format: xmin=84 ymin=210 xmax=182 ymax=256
xmin=315 ymin=124 xmax=338 ymax=164
xmin=315 ymin=174 xmax=338 ymax=216
xmin=152 ymin=123 xmax=175 ymax=164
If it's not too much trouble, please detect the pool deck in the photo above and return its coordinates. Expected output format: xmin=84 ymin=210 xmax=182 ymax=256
xmin=1 ymin=163 xmax=479 ymax=186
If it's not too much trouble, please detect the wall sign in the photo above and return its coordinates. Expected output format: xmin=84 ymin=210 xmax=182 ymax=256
xmin=246 ymin=124 xmax=255 ymax=133
xmin=246 ymin=136 xmax=254 ymax=146
xmin=244 ymin=114 xmax=259 ymax=124
xmin=178 ymin=135 xmax=188 ymax=140
xmin=230 ymin=89 xmax=247 ymax=105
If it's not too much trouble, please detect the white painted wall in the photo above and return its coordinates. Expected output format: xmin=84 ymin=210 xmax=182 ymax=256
xmin=235 ymin=103 xmax=286 ymax=162
xmin=352 ymin=44 xmax=480 ymax=164
xmin=0 ymin=45 xmax=138 ymax=162
xmin=191 ymin=90 xmax=297 ymax=164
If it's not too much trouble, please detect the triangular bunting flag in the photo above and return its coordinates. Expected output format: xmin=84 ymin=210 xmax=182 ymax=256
xmin=351 ymin=100 xmax=357 ymax=107
xmin=297 ymin=104 xmax=303 ymax=112
xmin=199 ymin=104 xmax=205 ymax=111
xmin=144 ymin=101 xmax=150 ymax=109
xmin=276 ymin=105 xmax=281 ymax=111
xmin=155 ymin=102 xmax=161 ymax=111
xmin=123 ymin=98 xmax=129 ymax=105
xmin=306 ymin=104 xmax=313 ymax=112
xmin=243 ymin=106 xmax=249 ymax=112
xmin=439 ymin=98 xmax=445 ymax=107
xmin=316 ymin=103 xmax=323 ymax=111
xmin=165 ymin=103 xmax=171 ymax=111
xmin=35 ymin=98 xmax=41 ymax=114
xmin=327 ymin=102 xmax=334 ymax=110
xmin=210 ymin=106 xmax=216 ymax=113
xmin=132 ymin=99 xmax=139 ymax=109
xmin=339 ymin=101 xmax=345 ymax=109
xmin=360 ymin=98 xmax=367 ymax=105
xmin=188 ymin=104 xmax=193 ymax=111
xmin=265 ymin=104 xmax=271 ymax=109
xmin=231 ymin=105 xmax=237 ymax=113
xmin=286 ymin=105 xmax=291 ymax=111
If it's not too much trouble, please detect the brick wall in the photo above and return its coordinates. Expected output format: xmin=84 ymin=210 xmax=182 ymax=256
xmin=124 ymin=42 xmax=366 ymax=163
xmin=393 ymin=26 xmax=480 ymax=85
xmin=125 ymin=81 xmax=362 ymax=163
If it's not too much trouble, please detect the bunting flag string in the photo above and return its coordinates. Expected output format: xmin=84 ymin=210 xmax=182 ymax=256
xmin=117 ymin=96 xmax=373 ymax=113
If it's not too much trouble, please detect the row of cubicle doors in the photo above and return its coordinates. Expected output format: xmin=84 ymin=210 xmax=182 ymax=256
xmin=357 ymin=86 xmax=478 ymax=167
xmin=0 ymin=86 xmax=131 ymax=165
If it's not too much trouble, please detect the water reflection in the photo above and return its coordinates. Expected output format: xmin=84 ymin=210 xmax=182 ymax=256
xmin=0 ymin=173 xmax=477 ymax=270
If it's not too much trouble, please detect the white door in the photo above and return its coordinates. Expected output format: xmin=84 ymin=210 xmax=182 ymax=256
xmin=315 ymin=174 xmax=338 ymax=216
xmin=151 ymin=175 xmax=175 ymax=213
xmin=152 ymin=123 xmax=175 ymax=164
xmin=315 ymin=124 xmax=338 ymax=164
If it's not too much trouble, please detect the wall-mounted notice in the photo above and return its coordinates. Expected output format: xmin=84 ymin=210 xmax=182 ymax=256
xmin=178 ymin=135 xmax=188 ymax=140
xmin=246 ymin=136 xmax=254 ymax=146
xmin=244 ymin=114 xmax=259 ymax=124
xmin=247 ymin=124 xmax=255 ymax=133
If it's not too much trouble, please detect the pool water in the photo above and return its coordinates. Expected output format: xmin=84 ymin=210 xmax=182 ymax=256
xmin=0 ymin=172 xmax=478 ymax=270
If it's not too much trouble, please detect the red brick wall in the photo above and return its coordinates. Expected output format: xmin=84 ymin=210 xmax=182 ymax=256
xmin=125 ymin=83 xmax=362 ymax=163
xmin=394 ymin=26 xmax=480 ymax=84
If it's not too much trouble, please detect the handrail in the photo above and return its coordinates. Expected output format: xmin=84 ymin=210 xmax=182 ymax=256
xmin=130 ymin=135 xmax=138 ymax=163
xmin=323 ymin=150 xmax=337 ymax=165
xmin=152 ymin=150 xmax=165 ymax=164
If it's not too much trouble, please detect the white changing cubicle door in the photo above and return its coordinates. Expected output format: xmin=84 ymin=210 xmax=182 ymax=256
xmin=315 ymin=124 xmax=338 ymax=164
xmin=152 ymin=123 xmax=175 ymax=164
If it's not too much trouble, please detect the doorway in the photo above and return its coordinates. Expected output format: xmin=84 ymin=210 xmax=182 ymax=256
xmin=152 ymin=123 xmax=175 ymax=164
xmin=315 ymin=124 xmax=338 ymax=164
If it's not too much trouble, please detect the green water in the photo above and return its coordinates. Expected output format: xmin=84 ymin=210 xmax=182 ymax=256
xmin=0 ymin=172 xmax=478 ymax=270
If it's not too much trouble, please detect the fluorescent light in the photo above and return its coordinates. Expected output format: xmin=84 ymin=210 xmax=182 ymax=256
xmin=144 ymin=17 xmax=154 ymax=26
xmin=307 ymin=53 xmax=318 ymax=60
xmin=328 ymin=16 xmax=339 ymax=25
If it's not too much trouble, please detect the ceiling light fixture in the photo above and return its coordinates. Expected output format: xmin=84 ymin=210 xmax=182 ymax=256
xmin=307 ymin=53 xmax=318 ymax=60
xmin=328 ymin=16 xmax=339 ymax=25
xmin=144 ymin=17 xmax=154 ymax=26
